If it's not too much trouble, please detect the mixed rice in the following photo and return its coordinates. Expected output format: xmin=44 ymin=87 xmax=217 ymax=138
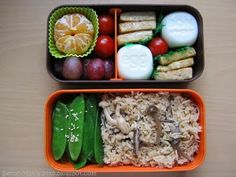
xmin=99 ymin=92 xmax=201 ymax=168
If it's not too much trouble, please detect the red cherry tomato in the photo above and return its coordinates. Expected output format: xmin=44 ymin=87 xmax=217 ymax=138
xmin=98 ymin=14 xmax=114 ymax=35
xmin=95 ymin=35 xmax=115 ymax=58
xmin=148 ymin=37 xmax=169 ymax=56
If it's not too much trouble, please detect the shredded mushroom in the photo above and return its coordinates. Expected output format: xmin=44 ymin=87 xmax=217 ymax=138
xmin=146 ymin=105 xmax=162 ymax=144
xmin=134 ymin=127 xmax=140 ymax=156
xmin=101 ymin=104 xmax=130 ymax=134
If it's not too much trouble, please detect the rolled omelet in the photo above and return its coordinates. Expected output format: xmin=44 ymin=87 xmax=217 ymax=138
xmin=154 ymin=67 xmax=193 ymax=80
xmin=157 ymin=58 xmax=194 ymax=72
xmin=120 ymin=11 xmax=156 ymax=22
xmin=118 ymin=30 xmax=153 ymax=46
xmin=159 ymin=47 xmax=196 ymax=65
xmin=119 ymin=21 xmax=156 ymax=33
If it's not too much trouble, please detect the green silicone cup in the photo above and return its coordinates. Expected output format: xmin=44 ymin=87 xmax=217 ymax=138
xmin=48 ymin=7 xmax=99 ymax=59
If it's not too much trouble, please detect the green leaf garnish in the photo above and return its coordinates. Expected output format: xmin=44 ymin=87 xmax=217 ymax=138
xmin=154 ymin=10 xmax=164 ymax=36
xmin=137 ymin=36 xmax=153 ymax=45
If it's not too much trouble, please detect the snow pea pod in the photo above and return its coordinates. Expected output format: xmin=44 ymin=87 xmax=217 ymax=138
xmin=74 ymin=95 xmax=98 ymax=169
xmin=74 ymin=154 xmax=87 ymax=169
xmin=68 ymin=95 xmax=85 ymax=161
xmin=94 ymin=108 xmax=104 ymax=164
xmin=82 ymin=95 xmax=97 ymax=161
xmin=52 ymin=101 xmax=68 ymax=160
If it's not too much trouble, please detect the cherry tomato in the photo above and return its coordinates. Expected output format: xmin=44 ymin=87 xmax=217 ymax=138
xmin=95 ymin=35 xmax=115 ymax=58
xmin=98 ymin=14 xmax=114 ymax=35
xmin=148 ymin=37 xmax=169 ymax=56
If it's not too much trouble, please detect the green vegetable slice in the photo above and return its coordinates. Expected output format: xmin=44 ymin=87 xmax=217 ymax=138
xmin=82 ymin=95 xmax=97 ymax=161
xmin=52 ymin=101 xmax=68 ymax=160
xmin=94 ymin=108 xmax=104 ymax=165
xmin=68 ymin=95 xmax=85 ymax=161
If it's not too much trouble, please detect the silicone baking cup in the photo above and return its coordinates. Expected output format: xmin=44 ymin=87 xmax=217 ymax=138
xmin=48 ymin=7 xmax=99 ymax=58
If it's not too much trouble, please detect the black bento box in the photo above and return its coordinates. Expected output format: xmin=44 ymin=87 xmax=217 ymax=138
xmin=46 ymin=4 xmax=204 ymax=86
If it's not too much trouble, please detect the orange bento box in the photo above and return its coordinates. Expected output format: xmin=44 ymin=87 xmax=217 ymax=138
xmin=44 ymin=89 xmax=206 ymax=172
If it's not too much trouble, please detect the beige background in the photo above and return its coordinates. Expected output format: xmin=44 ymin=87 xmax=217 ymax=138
xmin=0 ymin=0 xmax=236 ymax=177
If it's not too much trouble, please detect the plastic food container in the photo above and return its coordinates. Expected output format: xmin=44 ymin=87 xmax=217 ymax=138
xmin=44 ymin=88 xmax=206 ymax=172
xmin=46 ymin=5 xmax=204 ymax=85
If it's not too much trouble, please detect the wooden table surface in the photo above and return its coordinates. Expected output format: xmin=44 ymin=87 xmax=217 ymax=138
xmin=0 ymin=0 xmax=236 ymax=177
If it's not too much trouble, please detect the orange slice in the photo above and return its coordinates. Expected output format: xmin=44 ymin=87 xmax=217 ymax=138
xmin=54 ymin=14 xmax=94 ymax=55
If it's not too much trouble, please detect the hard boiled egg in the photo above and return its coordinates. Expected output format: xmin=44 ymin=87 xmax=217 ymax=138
xmin=118 ymin=44 xmax=153 ymax=80
xmin=161 ymin=12 xmax=198 ymax=48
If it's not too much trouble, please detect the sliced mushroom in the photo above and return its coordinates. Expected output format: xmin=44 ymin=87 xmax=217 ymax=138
xmin=99 ymin=101 xmax=110 ymax=107
xmin=134 ymin=127 xmax=140 ymax=156
xmin=103 ymin=105 xmax=130 ymax=134
xmin=169 ymin=124 xmax=190 ymax=161
xmin=146 ymin=105 xmax=162 ymax=144
xmin=103 ymin=108 xmax=117 ymax=125
xmin=171 ymin=138 xmax=190 ymax=161
xmin=116 ymin=116 xmax=130 ymax=134
xmin=164 ymin=95 xmax=174 ymax=122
